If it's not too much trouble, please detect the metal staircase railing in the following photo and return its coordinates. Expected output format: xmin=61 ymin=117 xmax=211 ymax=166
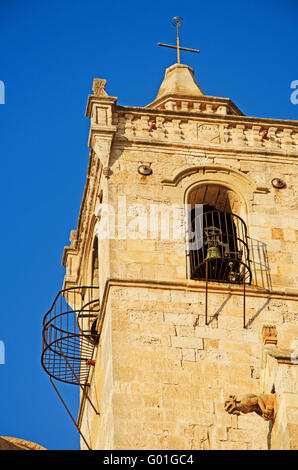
xmin=41 ymin=286 xmax=100 ymax=449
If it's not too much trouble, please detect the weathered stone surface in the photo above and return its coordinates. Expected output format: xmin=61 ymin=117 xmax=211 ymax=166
xmin=60 ymin=62 xmax=298 ymax=451
xmin=0 ymin=437 xmax=46 ymax=450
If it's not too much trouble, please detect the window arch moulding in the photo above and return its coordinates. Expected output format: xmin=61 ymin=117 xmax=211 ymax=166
xmin=161 ymin=164 xmax=259 ymax=223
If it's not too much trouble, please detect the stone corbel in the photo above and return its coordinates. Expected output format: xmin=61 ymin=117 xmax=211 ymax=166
xmin=217 ymin=105 xmax=228 ymax=115
xmin=261 ymin=324 xmax=297 ymax=366
xmin=103 ymin=166 xmax=112 ymax=179
xmin=262 ymin=324 xmax=278 ymax=345
xmin=251 ymin=125 xmax=262 ymax=147
xmin=263 ymin=344 xmax=298 ymax=365
xmin=281 ymin=128 xmax=293 ymax=150
xmin=92 ymin=133 xmax=114 ymax=172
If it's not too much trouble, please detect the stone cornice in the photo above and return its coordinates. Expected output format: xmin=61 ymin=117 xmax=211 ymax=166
xmin=85 ymin=94 xmax=118 ymax=118
xmin=264 ymin=345 xmax=298 ymax=365
xmin=112 ymin=136 xmax=298 ymax=161
xmin=111 ymin=140 xmax=297 ymax=166
xmin=115 ymin=105 xmax=298 ymax=128
xmin=97 ymin=278 xmax=298 ymax=336
xmin=145 ymin=93 xmax=243 ymax=116
xmin=113 ymin=107 xmax=298 ymax=158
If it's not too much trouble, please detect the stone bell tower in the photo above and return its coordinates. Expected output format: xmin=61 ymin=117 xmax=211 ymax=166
xmin=52 ymin=53 xmax=298 ymax=450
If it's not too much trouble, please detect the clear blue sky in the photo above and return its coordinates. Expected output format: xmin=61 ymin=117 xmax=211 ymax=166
xmin=0 ymin=0 xmax=297 ymax=450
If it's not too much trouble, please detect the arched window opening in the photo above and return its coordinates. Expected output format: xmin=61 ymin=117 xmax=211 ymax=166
xmin=188 ymin=185 xmax=251 ymax=285
xmin=91 ymin=237 xmax=99 ymax=288
xmin=188 ymin=184 xmax=243 ymax=215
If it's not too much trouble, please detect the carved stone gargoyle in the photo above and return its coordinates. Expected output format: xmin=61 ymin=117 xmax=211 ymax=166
xmin=224 ymin=393 xmax=276 ymax=421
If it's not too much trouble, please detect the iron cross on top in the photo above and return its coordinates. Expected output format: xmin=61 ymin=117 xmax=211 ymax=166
xmin=157 ymin=17 xmax=200 ymax=64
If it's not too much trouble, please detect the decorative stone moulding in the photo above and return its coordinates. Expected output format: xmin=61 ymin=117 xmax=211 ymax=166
xmin=92 ymin=78 xmax=108 ymax=97
xmin=262 ymin=325 xmax=278 ymax=345
xmin=103 ymin=167 xmax=112 ymax=178
xmin=115 ymin=111 xmax=298 ymax=154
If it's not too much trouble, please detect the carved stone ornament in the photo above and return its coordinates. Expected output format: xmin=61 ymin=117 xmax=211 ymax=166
xmin=262 ymin=324 xmax=278 ymax=345
xmin=92 ymin=78 xmax=108 ymax=97
xmin=197 ymin=123 xmax=220 ymax=143
xmin=69 ymin=229 xmax=78 ymax=248
xmin=103 ymin=166 xmax=112 ymax=178
xmin=224 ymin=393 xmax=276 ymax=421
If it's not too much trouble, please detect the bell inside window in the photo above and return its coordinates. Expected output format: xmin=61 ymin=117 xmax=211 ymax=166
xmin=187 ymin=185 xmax=251 ymax=285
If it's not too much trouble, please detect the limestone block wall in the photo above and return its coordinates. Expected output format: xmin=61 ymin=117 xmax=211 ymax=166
xmin=244 ymin=161 xmax=298 ymax=289
xmin=103 ymin=145 xmax=298 ymax=293
xmin=80 ymin=284 xmax=297 ymax=450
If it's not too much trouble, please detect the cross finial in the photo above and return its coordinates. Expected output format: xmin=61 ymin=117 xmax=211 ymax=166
xmin=157 ymin=16 xmax=200 ymax=64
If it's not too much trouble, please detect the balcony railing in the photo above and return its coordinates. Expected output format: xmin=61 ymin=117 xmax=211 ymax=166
xmin=41 ymin=286 xmax=100 ymax=449
xmin=42 ymin=286 xmax=100 ymax=385
xmin=189 ymin=210 xmax=252 ymax=285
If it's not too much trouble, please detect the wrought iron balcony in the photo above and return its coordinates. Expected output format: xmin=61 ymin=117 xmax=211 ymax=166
xmin=41 ymin=286 xmax=100 ymax=386
xmin=189 ymin=210 xmax=252 ymax=285
xmin=41 ymin=286 xmax=100 ymax=449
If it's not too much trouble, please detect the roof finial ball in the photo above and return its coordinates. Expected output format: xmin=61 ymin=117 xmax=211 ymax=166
xmin=171 ymin=16 xmax=183 ymax=64
xmin=171 ymin=15 xmax=183 ymax=25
